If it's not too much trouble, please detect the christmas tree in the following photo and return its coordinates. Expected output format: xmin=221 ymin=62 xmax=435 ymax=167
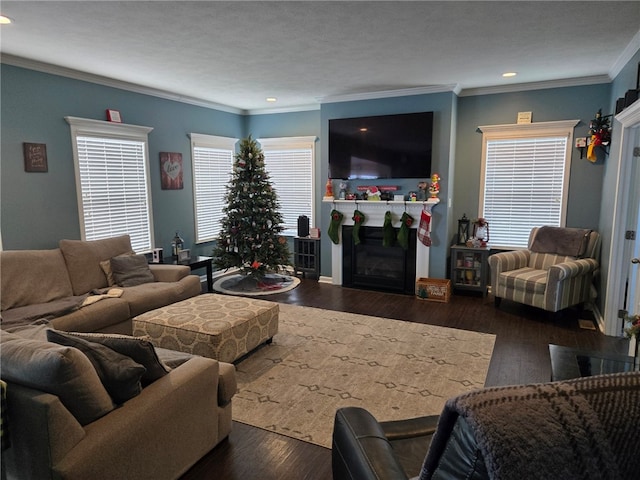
xmin=212 ymin=136 xmax=291 ymax=281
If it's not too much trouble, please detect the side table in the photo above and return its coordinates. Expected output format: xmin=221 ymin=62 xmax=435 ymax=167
xmin=450 ymin=246 xmax=490 ymax=296
xmin=549 ymin=344 xmax=635 ymax=381
xmin=294 ymin=237 xmax=320 ymax=279
xmin=163 ymin=255 xmax=214 ymax=293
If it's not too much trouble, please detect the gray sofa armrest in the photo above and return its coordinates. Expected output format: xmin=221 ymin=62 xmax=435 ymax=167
xmin=4 ymin=383 xmax=86 ymax=480
xmin=5 ymin=356 xmax=225 ymax=480
xmin=148 ymin=263 xmax=192 ymax=282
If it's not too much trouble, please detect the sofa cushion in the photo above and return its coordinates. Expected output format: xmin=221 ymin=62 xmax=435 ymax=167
xmin=62 ymin=331 xmax=169 ymax=385
xmin=1 ymin=249 xmax=74 ymax=311
xmin=46 ymin=329 xmax=146 ymax=404
xmin=0 ymin=330 xmax=114 ymax=425
xmin=59 ymin=235 xmax=133 ymax=295
xmin=110 ymin=254 xmax=155 ymax=287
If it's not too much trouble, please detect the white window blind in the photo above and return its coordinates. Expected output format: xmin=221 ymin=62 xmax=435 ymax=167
xmin=190 ymin=134 xmax=236 ymax=243
xmin=66 ymin=117 xmax=154 ymax=253
xmin=479 ymin=120 xmax=578 ymax=249
xmin=259 ymin=137 xmax=316 ymax=235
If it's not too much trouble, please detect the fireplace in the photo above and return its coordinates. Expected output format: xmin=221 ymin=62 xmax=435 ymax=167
xmin=325 ymin=198 xmax=439 ymax=289
xmin=342 ymin=226 xmax=417 ymax=294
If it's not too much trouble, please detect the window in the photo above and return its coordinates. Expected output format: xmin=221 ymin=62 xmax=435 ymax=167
xmin=66 ymin=116 xmax=154 ymax=252
xmin=190 ymin=134 xmax=237 ymax=243
xmin=478 ymin=120 xmax=578 ymax=249
xmin=258 ymin=136 xmax=317 ymax=236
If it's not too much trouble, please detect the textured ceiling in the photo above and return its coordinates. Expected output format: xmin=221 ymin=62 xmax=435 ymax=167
xmin=1 ymin=1 xmax=639 ymax=113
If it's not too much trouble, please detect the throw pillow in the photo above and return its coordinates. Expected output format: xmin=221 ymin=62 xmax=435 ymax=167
xmin=100 ymin=251 xmax=135 ymax=286
xmin=46 ymin=329 xmax=146 ymax=404
xmin=0 ymin=330 xmax=114 ymax=425
xmin=63 ymin=332 xmax=169 ymax=385
xmin=110 ymin=254 xmax=155 ymax=287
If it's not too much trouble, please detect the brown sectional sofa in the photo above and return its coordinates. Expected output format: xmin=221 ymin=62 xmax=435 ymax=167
xmin=0 ymin=234 xmax=202 ymax=334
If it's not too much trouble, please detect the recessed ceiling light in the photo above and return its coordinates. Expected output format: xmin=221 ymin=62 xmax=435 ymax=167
xmin=502 ymin=72 xmax=517 ymax=78
xmin=0 ymin=15 xmax=13 ymax=24
xmin=266 ymin=97 xmax=277 ymax=103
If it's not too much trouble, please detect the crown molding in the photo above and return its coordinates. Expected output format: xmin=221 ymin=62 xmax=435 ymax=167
xmin=609 ymin=29 xmax=640 ymax=80
xmin=459 ymin=75 xmax=611 ymax=97
xmin=1 ymin=54 xmax=245 ymax=115
xmin=247 ymin=104 xmax=320 ymax=115
xmin=319 ymin=85 xmax=458 ymax=104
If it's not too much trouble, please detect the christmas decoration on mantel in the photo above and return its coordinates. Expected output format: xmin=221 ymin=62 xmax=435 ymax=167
xmin=212 ymin=136 xmax=291 ymax=286
xmin=586 ymin=109 xmax=612 ymax=163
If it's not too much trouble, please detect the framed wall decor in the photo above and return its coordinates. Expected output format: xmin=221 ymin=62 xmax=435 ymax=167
xmin=23 ymin=142 xmax=48 ymax=172
xmin=106 ymin=109 xmax=122 ymax=123
xmin=160 ymin=152 xmax=184 ymax=190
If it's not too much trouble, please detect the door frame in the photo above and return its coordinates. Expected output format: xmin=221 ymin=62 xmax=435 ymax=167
xmin=603 ymin=100 xmax=640 ymax=336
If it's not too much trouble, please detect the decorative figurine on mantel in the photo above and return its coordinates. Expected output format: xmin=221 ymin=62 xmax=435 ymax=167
xmin=429 ymin=173 xmax=441 ymax=198
xmin=417 ymin=181 xmax=428 ymax=200
xmin=339 ymin=181 xmax=348 ymax=200
xmin=323 ymin=178 xmax=334 ymax=200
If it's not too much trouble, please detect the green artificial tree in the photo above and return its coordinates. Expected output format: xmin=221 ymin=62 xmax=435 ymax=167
xmin=212 ymin=136 xmax=291 ymax=284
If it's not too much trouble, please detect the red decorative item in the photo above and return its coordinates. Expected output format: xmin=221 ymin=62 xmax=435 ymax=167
xmin=417 ymin=209 xmax=432 ymax=246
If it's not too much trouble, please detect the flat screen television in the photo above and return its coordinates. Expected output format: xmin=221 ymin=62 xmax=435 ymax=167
xmin=329 ymin=111 xmax=433 ymax=180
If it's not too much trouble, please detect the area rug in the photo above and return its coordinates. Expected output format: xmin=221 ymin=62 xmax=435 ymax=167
xmin=233 ymin=304 xmax=496 ymax=448
xmin=213 ymin=273 xmax=300 ymax=296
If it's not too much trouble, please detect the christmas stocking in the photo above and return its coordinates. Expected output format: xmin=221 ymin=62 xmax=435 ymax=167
xmin=417 ymin=209 xmax=432 ymax=246
xmin=328 ymin=209 xmax=344 ymax=245
xmin=397 ymin=212 xmax=414 ymax=250
xmin=383 ymin=211 xmax=395 ymax=247
xmin=352 ymin=210 xmax=365 ymax=245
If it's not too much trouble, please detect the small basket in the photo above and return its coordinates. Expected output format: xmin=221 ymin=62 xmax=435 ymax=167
xmin=416 ymin=278 xmax=451 ymax=303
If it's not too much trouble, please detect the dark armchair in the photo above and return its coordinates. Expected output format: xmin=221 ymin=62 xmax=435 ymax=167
xmin=332 ymin=372 xmax=640 ymax=480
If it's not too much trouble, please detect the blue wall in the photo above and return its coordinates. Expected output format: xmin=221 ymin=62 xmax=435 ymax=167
xmin=0 ymin=65 xmax=243 ymax=256
xmin=320 ymin=93 xmax=456 ymax=278
xmin=455 ymin=83 xmax=611 ymax=234
xmin=0 ymin=62 xmax=627 ymax=283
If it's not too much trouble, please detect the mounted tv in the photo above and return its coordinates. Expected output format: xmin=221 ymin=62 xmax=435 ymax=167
xmin=329 ymin=111 xmax=433 ymax=180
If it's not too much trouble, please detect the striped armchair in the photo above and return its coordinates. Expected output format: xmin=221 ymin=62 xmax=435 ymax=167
xmin=488 ymin=227 xmax=600 ymax=313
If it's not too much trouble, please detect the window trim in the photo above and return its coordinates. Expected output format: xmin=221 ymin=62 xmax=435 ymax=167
xmin=189 ymin=133 xmax=238 ymax=244
xmin=258 ymin=136 xmax=317 ymax=236
xmin=65 ymin=116 xmax=155 ymax=251
xmin=477 ymin=120 xmax=579 ymax=249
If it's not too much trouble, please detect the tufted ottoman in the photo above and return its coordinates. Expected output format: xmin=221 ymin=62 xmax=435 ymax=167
xmin=132 ymin=294 xmax=279 ymax=363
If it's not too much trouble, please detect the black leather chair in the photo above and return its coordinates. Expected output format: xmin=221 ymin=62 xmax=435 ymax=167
xmin=332 ymin=407 xmax=487 ymax=480
xmin=332 ymin=372 xmax=640 ymax=480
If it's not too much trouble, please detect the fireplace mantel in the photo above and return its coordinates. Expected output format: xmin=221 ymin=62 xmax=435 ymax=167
xmin=323 ymin=198 xmax=440 ymax=287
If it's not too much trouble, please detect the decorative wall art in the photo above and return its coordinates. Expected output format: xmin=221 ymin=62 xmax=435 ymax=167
xmin=23 ymin=142 xmax=48 ymax=172
xmin=106 ymin=109 xmax=122 ymax=123
xmin=160 ymin=152 xmax=184 ymax=190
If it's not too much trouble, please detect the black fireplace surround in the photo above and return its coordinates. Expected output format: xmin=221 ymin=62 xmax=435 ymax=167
xmin=342 ymin=226 xmax=417 ymax=295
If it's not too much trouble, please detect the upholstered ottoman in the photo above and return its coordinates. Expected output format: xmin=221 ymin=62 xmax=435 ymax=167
xmin=132 ymin=294 xmax=279 ymax=363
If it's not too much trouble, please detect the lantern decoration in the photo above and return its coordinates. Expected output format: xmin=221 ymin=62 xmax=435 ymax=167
xmin=457 ymin=214 xmax=470 ymax=245
xmin=472 ymin=218 xmax=490 ymax=247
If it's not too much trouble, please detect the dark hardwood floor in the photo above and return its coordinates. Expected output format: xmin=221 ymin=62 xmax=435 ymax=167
xmin=181 ymin=279 xmax=628 ymax=480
